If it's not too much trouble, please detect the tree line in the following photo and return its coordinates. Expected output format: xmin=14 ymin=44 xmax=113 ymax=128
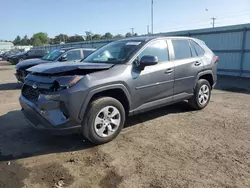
xmin=13 ymin=31 xmax=138 ymax=46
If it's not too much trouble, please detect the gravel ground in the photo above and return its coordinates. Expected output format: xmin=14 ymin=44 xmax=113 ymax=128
xmin=0 ymin=61 xmax=250 ymax=188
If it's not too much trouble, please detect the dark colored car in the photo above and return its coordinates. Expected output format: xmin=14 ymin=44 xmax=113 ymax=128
xmin=15 ymin=47 xmax=96 ymax=82
xmin=2 ymin=50 xmax=22 ymax=61
xmin=9 ymin=49 xmax=48 ymax=65
xmin=19 ymin=36 xmax=218 ymax=144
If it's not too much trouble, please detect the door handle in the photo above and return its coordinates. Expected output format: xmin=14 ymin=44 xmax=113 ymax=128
xmin=194 ymin=62 xmax=201 ymax=66
xmin=165 ymin=68 xmax=173 ymax=74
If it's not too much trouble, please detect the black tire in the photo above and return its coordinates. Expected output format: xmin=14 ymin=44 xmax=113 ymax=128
xmin=189 ymin=79 xmax=211 ymax=110
xmin=82 ymin=97 xmax=126 ymax=145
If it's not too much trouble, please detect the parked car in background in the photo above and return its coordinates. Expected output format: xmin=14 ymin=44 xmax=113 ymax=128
xmin=2 ymin=50 xmax=22 ymax=61
xmin=0 ymin=51 xmax=5 ymax=60
xmin=9 ymin=49 xmax=49 ymax=65
xmin=15 ymin=47 xmax=96 ymax=82
xmin=19 ymin=36 xmax=218 ymax=144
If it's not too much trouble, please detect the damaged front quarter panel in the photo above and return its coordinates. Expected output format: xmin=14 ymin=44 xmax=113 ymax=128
xmin=25 ymin=62 xmax=114 ymax=92
xmin=27 ymin=62 xmax=114 ymax=75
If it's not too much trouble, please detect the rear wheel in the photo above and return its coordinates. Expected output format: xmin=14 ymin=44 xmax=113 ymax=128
xmin=82 ymin=97 xmax=125 ymax=144
xmin=189 ymin=79 xmax=211 ymax=110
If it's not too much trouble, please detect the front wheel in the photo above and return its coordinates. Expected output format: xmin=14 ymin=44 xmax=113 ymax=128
xmin=82 ymin=97 xmax=125 ymax=144
xmin=189 ymin=79 xmax=211 ymax=110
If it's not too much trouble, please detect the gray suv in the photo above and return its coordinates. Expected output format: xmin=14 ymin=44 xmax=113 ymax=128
xmin=19 ymin=36 xmax=218 ymax=144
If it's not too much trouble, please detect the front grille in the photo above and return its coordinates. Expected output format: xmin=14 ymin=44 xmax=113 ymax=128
xmin=22 ymin=84 xmax=52 ymax=101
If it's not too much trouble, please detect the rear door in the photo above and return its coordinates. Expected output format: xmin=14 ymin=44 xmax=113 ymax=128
xmin=170 ymin=39 xmax=203 ymax=97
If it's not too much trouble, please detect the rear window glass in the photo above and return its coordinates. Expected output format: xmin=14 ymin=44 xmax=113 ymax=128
xmin=189 ymin=41 xmax=197 ymax=57
xmin=190 ymin=40 xmax=205 ymax=56
xmin=172 ymin=39 xmax=192 ymax=60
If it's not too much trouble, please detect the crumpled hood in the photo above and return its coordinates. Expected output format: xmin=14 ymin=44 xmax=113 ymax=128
xmin=27 ymin=61 xmax=114 ymax=74
xmin=16 ymin=58 xmax=50 ymax=70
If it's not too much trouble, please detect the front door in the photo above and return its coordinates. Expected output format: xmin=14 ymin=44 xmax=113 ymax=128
xmin=130 ymin=39 xmax=174 ymax=110
xmin=64 ymin=50 xmax=82 ymax=62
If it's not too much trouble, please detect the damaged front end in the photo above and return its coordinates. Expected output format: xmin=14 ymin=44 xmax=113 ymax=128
xmin=19 ymin=62 xmax=113 ymax=132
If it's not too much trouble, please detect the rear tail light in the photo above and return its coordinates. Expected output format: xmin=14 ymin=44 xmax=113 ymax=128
xmin=215 ymin=56 xmax=219 ymax=63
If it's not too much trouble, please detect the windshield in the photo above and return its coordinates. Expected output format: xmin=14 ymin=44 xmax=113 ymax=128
xmin=42 ymin=49 xmax=65 ymax=61
xmin=83 ymin=40 xmax=144 ymax=64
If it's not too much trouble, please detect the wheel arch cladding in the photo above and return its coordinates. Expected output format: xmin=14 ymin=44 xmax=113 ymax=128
xmin=199 ymin=74 xmax=214 ymax=88
xmin=79 ymin=85 xmax=131 ymax=120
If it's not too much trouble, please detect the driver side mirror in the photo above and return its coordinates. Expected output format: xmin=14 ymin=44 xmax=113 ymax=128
xmin=59 ymin=55 xmax=67 ymax=62
xmin=138 ymin=55 xmax=158 ymax=70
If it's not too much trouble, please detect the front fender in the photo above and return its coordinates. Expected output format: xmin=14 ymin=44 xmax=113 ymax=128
xmin=78 ymin=84 xmax=131 ymax=121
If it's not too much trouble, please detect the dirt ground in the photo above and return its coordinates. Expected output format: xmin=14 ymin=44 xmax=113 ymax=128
xmin=0 ymin=61 xmax=250 ymax=188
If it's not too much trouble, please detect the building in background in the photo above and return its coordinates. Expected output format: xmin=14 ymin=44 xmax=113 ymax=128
xmin=13 ymin=45 xmax=33 ymax=51
xmin=0 ymin=42 xmax=14 ymax=52
xmin=0 ymin=42 xmax=33 ymax=54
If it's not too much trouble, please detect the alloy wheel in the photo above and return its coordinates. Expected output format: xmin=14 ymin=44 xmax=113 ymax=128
xmin=198 ymin=84 xmax=210 ymax=106
xmin=94 ymin=106 xmax=121 ymax=138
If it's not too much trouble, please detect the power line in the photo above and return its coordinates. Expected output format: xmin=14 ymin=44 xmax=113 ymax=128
xmin=216 ymin=12 xmax=250 ymax=19
xmin=81 ymin=10 xmax=250 ymax=36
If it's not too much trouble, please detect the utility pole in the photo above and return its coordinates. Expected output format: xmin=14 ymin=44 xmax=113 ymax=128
xmin=147 ymin=25 xmax=150 ymax=35
xmin=211 ymin=17 xmax=216 ymax=28
xmin=130 ymin=28 xmax=135 ymax=35
xmin=151 ymin=0 xmax=154 ymax=34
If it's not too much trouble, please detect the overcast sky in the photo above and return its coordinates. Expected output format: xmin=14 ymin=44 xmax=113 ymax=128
xmin=1 ymin=0 xmax=250 ymax=40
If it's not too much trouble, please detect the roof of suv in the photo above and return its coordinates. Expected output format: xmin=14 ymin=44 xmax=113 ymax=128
xmin=118 ymin=36 xmax=197 ymax=42
xmin=59 ymin=47 xmax=96 ymax=51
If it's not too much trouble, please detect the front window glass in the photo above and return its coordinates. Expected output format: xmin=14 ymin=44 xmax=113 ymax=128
xmin=84 ymin=40 xmax=144 ymax=64
xmin=138 ymin=40 xmax=169 ymax=63
xmin=65 ymin=50 xmax=81 ymax=61
xmin=42 ymin=49 xmax=65 ymax=61
xmin=83 ymin=50 xmax=94 ymax=58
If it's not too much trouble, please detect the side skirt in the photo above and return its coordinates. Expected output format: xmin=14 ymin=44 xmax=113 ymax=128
xmin=129 ymin=93 xmax=193 ymax=116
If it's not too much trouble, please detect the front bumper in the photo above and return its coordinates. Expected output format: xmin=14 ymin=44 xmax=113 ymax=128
xmin=15 ymin=70 xmax=31 ymax=83
xmin=19 ymin=95 xmax=81 ymax=134
xmin=15 ymin=72 xmax=24 ymax=82
xmin=9 ymin=58 xmax=18 ymax=65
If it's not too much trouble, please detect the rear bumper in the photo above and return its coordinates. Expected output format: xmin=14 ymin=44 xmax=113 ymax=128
xmin=212 ymin=81 xmax=217 ymax=89
xmin=19 ymin=95 xmax=81 ymax=134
